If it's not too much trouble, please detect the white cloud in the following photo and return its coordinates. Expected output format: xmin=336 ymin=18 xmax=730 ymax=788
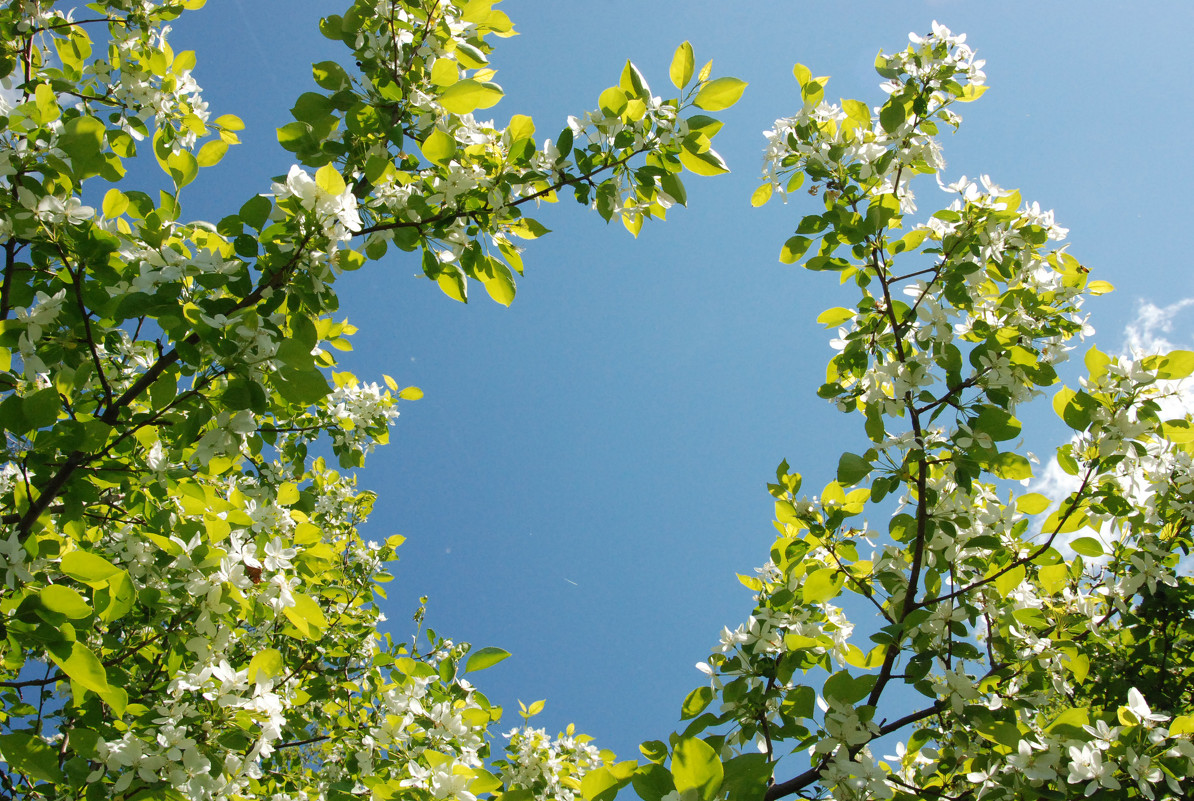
xmin=1122 ymin=297 xmax=1194 ymax=356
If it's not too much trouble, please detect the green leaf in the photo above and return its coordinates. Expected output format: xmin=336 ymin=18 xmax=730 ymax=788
xmin=49 ymin=642 xmax=109 ymax=694
xmin=273 ymin=366 xmax=331 ymax=405
xmin=438 ymin=79 xmax=504 ymax=114
xmin=1069 ymin=537 xmax=1104 ymax=558
xmin=39 ymin=585 xmax=92 ymax=619
xmin=779 ymin=236 xmax=812 ymax=264
xmin=465 ymin=646 xmax=511 ymax=673
xmin=879 ymin=99 xmax=906 ymax=133
xmin=60 ymin=550 xmax=121 ymax=586
xmin=680 ymin=686 xmax=713 ymax=720
xmin=164 ymin=149 xmax=198 ymax=188
xmin=973 ymin=406 xmax=1021 ymax=442
xmin=22 ymin=387 xmax=59 ymax=430
xmin=669 ymin=41 xmax=695 ymax=89
xmin=823 ymin=669 xmax=872 ymax=704
xmin=990 ymin=452 xmax=1032 ymax=480
xmin=632 ymin=763 xmax=674 ymax=801
xmin=720 ymin=754 xmax=774 ymax=801
xmin=312 ymin=60 xmax=350 ymax=90
xmin=836 ymin=452 xmax=871 ymax=486
xmin=94 ymin=569 xmax=134 ymax=623
xmin=59 ymin=115 xmax=106 ymax=178
xmin=240 ymin=194 xmax=272 ymax=231
xmin=0 ymin=732 xmax=63 ymax=784
xmin=640 ymin=740 xmax=669 ymax=764
xmin=1052 ymin=387 xmax=1098 ymax=431
xmin=671 ymin=737 xmax=723 ymax=801
xmin=692 ymin=77 xmax=747 ymax=111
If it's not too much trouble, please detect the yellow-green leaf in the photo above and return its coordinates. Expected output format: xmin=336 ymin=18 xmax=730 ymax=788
xmin=436 ymin=269 xmax=468 ymax=303
xmin=0 ymin=732 xmax=63 ymax=784
xmin=438 ymin=79 xmax=503 ymax=114
xmin=692 ymin=77 xmax=748 ymax=111
xmin=315 ymin=163 xmax=345 ymax=195
xmin=1015 ymin=493 xmax=1051 ymax=515
xmin=581 ymin=767 xmax=620 ymax=801
xmin=817 ymin=307 xmax=854 ymax=327
xmin=34 ymin=83 xmax=59 ymax=122
xmin=284 ymin=592 xmax=328 ymax=639
xmin=669 ymin=41 xmax=694 ymax=89
xmin=60 ymin=550 xmax=121 ymax=586
xmin=1038 ymin=563 xmax=1068 ymax=595
xmin=248 ymin=648 xmax=285 ymax=684
xmin=102 ymin=188 xmax=128 ymax=218
xmin=671 ymin=737 xmax=723 ymax=801
xmin=598 ymin=86 xmax=628 ymax=117
xmin=802 ymin=568 xmax=841 ymax=603
xmin=49 ymin=642 xmax=109 ymax=694
xmin=39 ymin=584 xmax=92 ymax=619
xmin=994 ymin=563 xmax=1026 ymax=598
xmin=166 ymin=150 xmax=198 ymax=188
xmin=420 ymin=129 xmax=456 ymax=167
xmin=779 ymin=236 xmax=812 ymax=264
xmin=465 ymin=646 xmax=510 ymax=673
xmin=1069 ymin=536 xmax=1104 ymax=558
xmin=750 ymin=183 xmax=773 ymax=207
xmin=678 ymin=147 xmax=728 ymax=176
xmin=430 ymin=58 xmax=459 ymax=87
xmin=196 ymin=139 xmax=228 ymax=167
xmin=508 ymin=113 xmax=535 ymax=140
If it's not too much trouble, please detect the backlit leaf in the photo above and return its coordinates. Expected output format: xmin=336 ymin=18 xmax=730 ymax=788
xmin=671 ymin=737 xmax=722 ymax=801
xmin=692 ymin=77 xmax=747 ymax=111
xmin=669 ymin=41 xmax=694 ymax=89
xmin=438 ymin=79 xmax=504 ymax=114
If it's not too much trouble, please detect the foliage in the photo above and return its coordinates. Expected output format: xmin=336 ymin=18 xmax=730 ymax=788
xmin=0 ymin=3 xmax=1192 ymax=801
xmin=0 ymin=0 xmax=742 ymax=798
xmin=671 ymin=21 xmax=1194 ymax=801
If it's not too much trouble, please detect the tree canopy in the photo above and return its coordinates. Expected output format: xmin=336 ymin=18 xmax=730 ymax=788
xmin=0 ymin=2 xmax=1192 ymax=801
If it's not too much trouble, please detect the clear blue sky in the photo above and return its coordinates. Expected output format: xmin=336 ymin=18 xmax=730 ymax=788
xmin=172 ymin=1 xmax=1194 ymax=759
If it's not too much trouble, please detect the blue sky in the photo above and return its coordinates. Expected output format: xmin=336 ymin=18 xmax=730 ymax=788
xmin=173 ymin=1 xmax=1194 ymax=760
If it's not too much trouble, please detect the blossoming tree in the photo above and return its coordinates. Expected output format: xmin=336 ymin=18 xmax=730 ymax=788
xmin=660 ymin=23 xmax=1194 ymax=801
xmin=1 ymin=2 xmax=1192 ymax=801
xmin=0 ymin=0 xmax=745 ymax=797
